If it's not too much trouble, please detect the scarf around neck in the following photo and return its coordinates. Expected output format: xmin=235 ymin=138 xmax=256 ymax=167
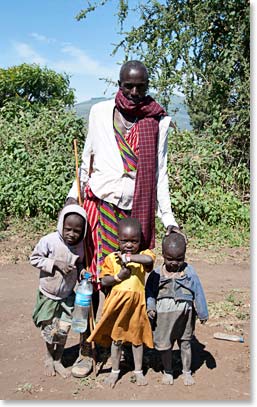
xmin=115 ymin=89 xmax=168 ymax=249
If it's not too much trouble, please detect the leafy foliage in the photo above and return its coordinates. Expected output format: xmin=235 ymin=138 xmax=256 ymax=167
xmin=0 ymin=101 xmax=85 ymax=223
xmin=76 ymin=0 xmax=249 ymax=247
xmin=0 ymin=63 xmax=75 ymax=107
xmin=170 ymin=128 xmax=249 ymax=239
xmin=76 ymin=0 xmax=249 ymax=169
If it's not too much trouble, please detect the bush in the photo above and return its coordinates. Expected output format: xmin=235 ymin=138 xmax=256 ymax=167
xmin=166 ymin=129 xmax=250 ymax=246
xmin=0 ymin=101 xmax=85 ymax=222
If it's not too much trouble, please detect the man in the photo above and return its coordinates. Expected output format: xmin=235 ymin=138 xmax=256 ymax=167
xmin=66 ymin=60 xmax=185 ymax=377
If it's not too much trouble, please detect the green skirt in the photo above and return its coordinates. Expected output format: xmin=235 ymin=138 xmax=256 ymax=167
xmin=32 ymin=289 xmax=75 ymax=327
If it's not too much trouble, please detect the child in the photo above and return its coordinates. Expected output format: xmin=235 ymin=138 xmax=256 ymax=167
xmin=87 ymin=217 xmax=156 ymax=388
xmin=30 ymin=204 xmax=87 ymax=378
xmin=146 ymin=232 xmax=208 ymax=386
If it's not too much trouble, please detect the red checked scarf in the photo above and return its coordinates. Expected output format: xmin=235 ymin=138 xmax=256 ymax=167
xmin=115 ymin=89 xmax=168 ymax=249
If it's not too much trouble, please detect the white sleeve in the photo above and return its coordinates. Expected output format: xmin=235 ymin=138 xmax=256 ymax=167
xmin=156 ymin=117 xmax=178 ymax=228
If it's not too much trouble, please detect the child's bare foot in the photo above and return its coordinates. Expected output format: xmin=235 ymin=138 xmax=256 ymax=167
xmin=53 ymin=361 xmax=71 ymax=378
xmin=134 ymin=370 xmax=148 ymax=386
xmin=105 ymin=370 xmax=120 ymax=388
xmin=182 ymin=370 xmax=195 ymax=386
xmin=44 ymin=359 xmax=56 ymax=377
xmin=162 ymin=372 xmax=174 ymax=385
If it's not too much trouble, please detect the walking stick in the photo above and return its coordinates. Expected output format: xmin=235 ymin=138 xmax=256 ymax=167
xmin=73 ymin=139 xmax=82 ymax=207
xmin=73 ymin=139 xmax=97 ymax=376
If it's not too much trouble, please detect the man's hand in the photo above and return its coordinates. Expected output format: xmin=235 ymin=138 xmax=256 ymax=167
xmin=165 ymin=225 xmax=188 ymax=244
xmin=54 ymin=260 xmax=76 ymax=275
xmin=147 ymin=309 xmax=156 ymax=320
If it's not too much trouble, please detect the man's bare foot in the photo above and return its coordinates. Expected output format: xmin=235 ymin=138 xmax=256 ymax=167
xmin=182 ymin=371 xmax=195 ymax=386
xmin=53 ymin=361 xmax=71 ymax=378
xmin=134 ymin=371 xmax=148 ymax=386
xmin=44 ymin=359 xmax=56 ymax=377
xmin=105 ymin=371 xmax=120 ymax=388
xmin=162 ymin=372 xmax=174 ymax=385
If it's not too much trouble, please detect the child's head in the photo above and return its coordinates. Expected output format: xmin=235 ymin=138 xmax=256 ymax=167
xmin=57 ymin=204 xmax=87 ymax=246
xmin=117 ymin=217 xmax=142 ymax=254
xmin=63 ymin=213 xmax=85 ymax=246
xmin=162 ymin=233 xmax=186 ymax=273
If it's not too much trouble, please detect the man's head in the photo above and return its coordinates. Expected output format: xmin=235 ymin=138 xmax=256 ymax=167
xmin=117 ymin=217 xmax=142 ymax=254
xmin=162 ymin=233 xmax=186 ymax=273
xmin=118 ymin=60 xmax=149 ymax=104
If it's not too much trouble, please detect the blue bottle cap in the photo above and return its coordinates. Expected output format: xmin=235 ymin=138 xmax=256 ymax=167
xmin=83 ymin=272 xmax=92 ymax=280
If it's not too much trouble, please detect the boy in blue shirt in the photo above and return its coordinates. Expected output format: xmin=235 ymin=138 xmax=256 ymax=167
xmin=146 ymin=233 xmax=208 ymax=386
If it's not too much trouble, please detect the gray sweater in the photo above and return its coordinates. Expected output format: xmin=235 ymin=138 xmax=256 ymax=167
xmin=30 ymin=205 xmax=87 ymax=300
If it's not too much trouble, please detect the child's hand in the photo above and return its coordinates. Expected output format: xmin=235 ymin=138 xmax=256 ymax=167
xmin=54 ymin=260 xmax=76 ymax=275
xmin=118 ymin=266 xmax=131 ymax=281
xmin=114 ymin=251 xmax=122 ymax=263
xmin=147 ymin=310 xmax=156 ymax=320
xmin=80 ymin=269 xmax=93 ymax=282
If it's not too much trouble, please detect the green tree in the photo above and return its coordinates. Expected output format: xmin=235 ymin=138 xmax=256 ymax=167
xmin=0 ymin=64 xmax=84 ymax=228
xmin=75 ymin=0 xmax=249 ymax=246
xmin=76 ymin=0 xmax=250 ymax=170
xmin=0 ymin=63 xmax=75 ymax=107
xmin=0 ymin=102 xmax=85 ymax=224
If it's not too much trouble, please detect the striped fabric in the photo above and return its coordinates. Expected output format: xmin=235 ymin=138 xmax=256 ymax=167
xmin=113 ymin=121 xmax=138 ymax=172
xmin=83 ymin=124 xmax=137 ymax=284
xmin=83 ymin=185 xmax=100 ymax=287
xmin=115 ymin=89 xmax=168 ymax=250
xmin=97 ymin=124 xmax=137 ymax=270
xmin=98 ymin=202 xmax=130 ymax=270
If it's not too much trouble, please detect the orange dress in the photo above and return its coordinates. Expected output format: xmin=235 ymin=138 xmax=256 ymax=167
xmin=87 ymin=250 xmax=155 ymax=348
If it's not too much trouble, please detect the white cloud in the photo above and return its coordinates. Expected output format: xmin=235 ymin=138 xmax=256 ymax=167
xmin=53 ymin=44 xmax=116 ymax=77
xmin=13 ymin=42 xmax=46 ymax=65
xmin=10 ymin=40 xmax=119 ymax=101
xmin=30 ymin=32 xmax=56 ymax=44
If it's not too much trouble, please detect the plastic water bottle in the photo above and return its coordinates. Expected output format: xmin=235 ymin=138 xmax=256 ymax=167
xmin=72 ymin=272 xmax=93 ymax=333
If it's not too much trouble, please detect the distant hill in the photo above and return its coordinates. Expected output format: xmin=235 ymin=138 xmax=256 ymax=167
xmin=74 ymin=95 xmax=191 ymax=131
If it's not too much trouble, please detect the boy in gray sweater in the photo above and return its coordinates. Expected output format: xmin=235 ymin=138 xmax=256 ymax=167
xmin=30 ymin=204 xmax=87 ymax=378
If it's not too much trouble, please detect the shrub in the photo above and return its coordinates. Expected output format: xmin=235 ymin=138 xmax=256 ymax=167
xmin=0 ymin=101 xmax=85 ymax=222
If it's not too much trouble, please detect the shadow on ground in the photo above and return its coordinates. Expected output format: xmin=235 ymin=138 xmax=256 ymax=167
xmin=62 ymin=335 xmax=216 ymax=381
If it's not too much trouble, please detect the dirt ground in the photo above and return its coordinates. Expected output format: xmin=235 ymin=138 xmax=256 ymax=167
xmin=0 ymin=232 xmax=251 ymax=401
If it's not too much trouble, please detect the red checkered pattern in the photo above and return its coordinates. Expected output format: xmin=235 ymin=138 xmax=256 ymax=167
xmin=115 ymin=90 xmax=167 ymax=249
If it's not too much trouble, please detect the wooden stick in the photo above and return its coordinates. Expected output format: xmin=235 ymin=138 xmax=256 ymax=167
xmin=73 ymin=138 xmax=97 ymax=375
xmin=73 ymin=139 xmax=82 ymax=206
xmin=89 ymin=303 xmax=97 ymax=376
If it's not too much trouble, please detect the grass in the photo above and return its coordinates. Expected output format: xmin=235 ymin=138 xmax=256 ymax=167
xmin=0 ymin=215 xmax=250 ymax=265
xmin=15 ymin=382 xmax=43 ymax=394
xmin=208 ymin=289 xmax=250 ymax=322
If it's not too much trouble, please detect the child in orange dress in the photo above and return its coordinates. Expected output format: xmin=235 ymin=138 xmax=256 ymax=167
xmin=87 ymin=217 xmax=155 ymax=388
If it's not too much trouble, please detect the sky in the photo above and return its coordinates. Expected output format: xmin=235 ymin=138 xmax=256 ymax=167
xmin=0 ymin=0 xmax=137 ymax=103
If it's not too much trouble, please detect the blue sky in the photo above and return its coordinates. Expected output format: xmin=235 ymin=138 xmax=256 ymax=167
xmin=0 ymin=0 xmax=136 ymax=103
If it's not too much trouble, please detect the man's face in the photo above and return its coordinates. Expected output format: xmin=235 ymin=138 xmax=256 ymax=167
xmin=119 ymin=67 xmax=149 ymax=104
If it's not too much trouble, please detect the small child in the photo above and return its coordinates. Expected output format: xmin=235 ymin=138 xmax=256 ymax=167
xmin=87 ymin=217 xmax=156 ymax=388
xmin=146 ymin=232 xmax=208 ymax=386
xmin=30 ymin=204 xmax=87 ymax=378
